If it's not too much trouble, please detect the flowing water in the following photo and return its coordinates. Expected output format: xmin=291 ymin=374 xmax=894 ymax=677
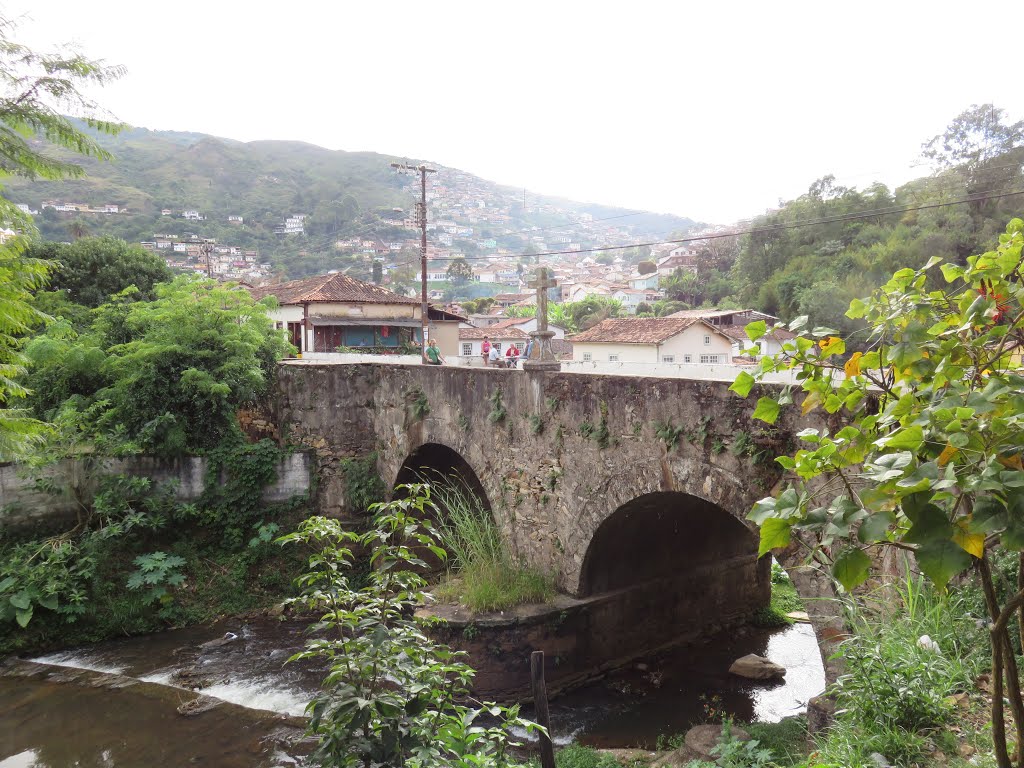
xmin=0 ymin=618 xmax=824 ymax=765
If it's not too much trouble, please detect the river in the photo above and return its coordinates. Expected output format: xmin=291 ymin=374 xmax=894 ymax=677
xmin=0 ymin=618 xmax=824 ymax=765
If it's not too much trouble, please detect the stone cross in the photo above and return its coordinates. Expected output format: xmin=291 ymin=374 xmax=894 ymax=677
xmin=523 ymin=267 xmax=561 ymax=371
xmin=528 ymin=267 xmax=557 ymax=332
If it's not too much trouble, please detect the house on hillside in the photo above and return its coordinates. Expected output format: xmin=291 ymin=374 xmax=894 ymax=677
xmin=628 ymin=272 xmax=660 ymax=291
xmin=569 ymin=317 xmax=735 ymax=364
xmin=492 ymin=292 xmax=533 ymax=309
xmin=248 ymin=273 xmax=464 ymax=356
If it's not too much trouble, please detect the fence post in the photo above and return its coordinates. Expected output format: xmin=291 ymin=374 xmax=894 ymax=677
xmin=530 ymin=650 xmax=556 ymax=768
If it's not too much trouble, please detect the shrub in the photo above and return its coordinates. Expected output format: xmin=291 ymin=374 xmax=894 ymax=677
xmin=280 ymin=486 xmax=539 ymax=767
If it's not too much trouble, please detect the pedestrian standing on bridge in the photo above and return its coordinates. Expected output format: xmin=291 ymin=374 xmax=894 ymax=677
xmin=481 ymin=336 xmax=491 ymax=366
xmin=425 ymin=338 xmax=445 ymax=365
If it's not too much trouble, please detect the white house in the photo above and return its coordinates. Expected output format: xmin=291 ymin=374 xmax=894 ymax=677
xmin=667 ymin=309 xmax=793 ymax=357
xmin=182 ymin=210 xmax=204 ymax=220
xmin=569 ymin=317 xmax=735 ymax=364
xmin=628 ymin=272 xmax=660 ymax=291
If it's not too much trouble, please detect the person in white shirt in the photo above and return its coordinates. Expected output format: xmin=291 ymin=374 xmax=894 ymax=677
xmin=488 ymin=345 xmax=501 ymax=366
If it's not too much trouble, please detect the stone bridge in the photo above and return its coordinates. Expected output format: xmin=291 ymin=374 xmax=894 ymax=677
xmin=274 ymin=361 xmax=844 ymax=693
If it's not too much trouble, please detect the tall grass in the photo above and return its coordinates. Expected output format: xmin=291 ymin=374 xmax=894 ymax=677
xmin=421 ymin=472 xmax=554 ymax=613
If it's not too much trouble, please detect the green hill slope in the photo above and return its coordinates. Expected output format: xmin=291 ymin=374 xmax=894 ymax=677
xmin=7 ymin=124 xmax=696 ymax=278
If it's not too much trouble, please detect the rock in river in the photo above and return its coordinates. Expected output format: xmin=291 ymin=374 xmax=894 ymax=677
xmin=728 ymin=653 xmax=786 ymax=680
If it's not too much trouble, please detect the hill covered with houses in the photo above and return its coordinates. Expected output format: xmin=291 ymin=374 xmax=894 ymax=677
xmin=7 ymin=123 xmax=698 ymax=284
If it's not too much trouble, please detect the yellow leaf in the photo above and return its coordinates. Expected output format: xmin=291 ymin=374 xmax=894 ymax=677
xmin=819 ymin=336 xmax=842 ymax=352
xmin=953 ymin=520 xmax=985 ymax=558
xmin=844 ymin=351 xmax=863 ymax=378
xmin=937 ymin=443 xmax=958 ymax=467
xmin=998 ymin=454 xmax=1024 ymax=471
xmin=801 ymin=390 xmax=822 ymax=416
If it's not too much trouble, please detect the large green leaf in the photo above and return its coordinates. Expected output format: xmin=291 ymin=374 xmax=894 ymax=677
xmin=858 ymin=511 xmax=895 ymax=543
xmin=903 ymin=503 xmax=952 ymax=544
xmin=758 ymin=518 xmax=792 ymax=556
xmin=745 ymin=320 xmax=767 ymax=341
xmin=752 ymin=396 xmax=780 ymax=425
xmin=879 ymin=426 xmax=924 ymax=452
xmin=729 ymin=371 xmax=755 ymax=398
xmin=832 ymin=547 xmax=871 ymax=592
xmin=916 ymin=539 xmax=973 ymax=591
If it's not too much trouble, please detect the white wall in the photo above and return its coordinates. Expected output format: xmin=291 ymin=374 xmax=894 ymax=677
xmin=660 ymin=324 xmax=733 ymax=364
xmin=559 ymin=359 xmax=803 ymax=383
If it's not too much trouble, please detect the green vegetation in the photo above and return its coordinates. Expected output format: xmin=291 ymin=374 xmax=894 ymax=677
xmin=548 ymin=744 xmax=619 ymax=768
xmin=426 ymin=475 xmax=554 ymax=613
xmin=488 ymin=387 xmax=508 ymax=424
xmin=0 ymin=22 xmax=124 ymax=461
xmin=752 ymin=563 xmax=803 ymax=628
xmin=0 ymin=452 xmax=309 ymax=655
xmin=804 ymin=577 xmax=988 ymax=768
xmin=26 ymin=237 xmax=172 ymax=307
xmin=736 ymin=220 xmax=1024 ymax=765
xmin=280 ymin=487 xmax=539 ymax=767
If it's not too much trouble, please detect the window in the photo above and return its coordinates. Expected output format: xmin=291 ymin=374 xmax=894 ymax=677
xmin=662 ymin=355 xmax=675 ymax=363
xmin=582 ymin=353 xmax=592 ymax=362
xmin=609 ymin=354 xmax=619 ymax=362
xmin=700 ymin=354 xmax=720 ymax=364
xmin=514 ymin=342 xmax=525 ymax=352
xmin=704 ymin=335 xmax=711 ymax=345
xmin=684 ymin=354 xmax=692 ymax=363
xmin=462 ymin=343 xmax=473 ymax=356
xmin=493 ymin=343 xmax=502 ymax=353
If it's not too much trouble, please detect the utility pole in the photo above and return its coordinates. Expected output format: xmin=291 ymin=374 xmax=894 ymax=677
xmin=391 ymin=163 xmax=436 ymax=363
xmin=202 ymin=241 xmax=213 ymax=278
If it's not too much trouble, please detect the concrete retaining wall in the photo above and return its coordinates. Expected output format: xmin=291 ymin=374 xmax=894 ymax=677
xmin=0 ymin=452 xmax=313 ymax=533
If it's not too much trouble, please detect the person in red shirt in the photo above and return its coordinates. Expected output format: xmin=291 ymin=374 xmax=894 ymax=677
xmin=505 ymin=344 xmax=520 ymax=368
xmin=481 ymin=336 xmax=491 ymax=366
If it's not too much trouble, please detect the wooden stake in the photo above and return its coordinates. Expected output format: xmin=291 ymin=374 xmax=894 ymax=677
xmin=530 ymin=650 xmax=556 ymax=768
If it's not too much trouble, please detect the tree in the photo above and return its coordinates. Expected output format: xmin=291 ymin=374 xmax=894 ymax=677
xmin=923 ymin=104 xmax=1024 ymax=176
xmin=637 ymin=260 xmax=656 ymax=274
xmin=0 ymin=17 xmax=124 ymax=232
xmin=91 ymin=277 xmax=292 ymax=456
xmin=28 ymin=237 xmax=173 ymax=307
xmin=923 ymin=104 xmax=1024 ymax=210
xmin=0 ymin=247 xmax=51 ymax=459
xmin=0 ymin=19 xmax=123 ymax=459
xmin=371 ymin=260 xmax=383 ymax=284
xmin=733 ymin=220 xmax=1024 ymax=767
xmin=446 ymin=257 xmax=474 ymax=285
xmin=66 ymin=220 xmax=89 ymax=241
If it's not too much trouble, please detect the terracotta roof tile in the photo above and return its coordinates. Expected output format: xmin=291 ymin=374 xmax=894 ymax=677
xmin=569 ymin=317 xmax=697 ymax=344
xmin=248 ymin=273 xmax=418 ymax=306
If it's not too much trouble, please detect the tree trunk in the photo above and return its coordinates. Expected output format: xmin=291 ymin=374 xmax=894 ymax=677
xmin=979 ymin=557 xmax=1013 ymax=768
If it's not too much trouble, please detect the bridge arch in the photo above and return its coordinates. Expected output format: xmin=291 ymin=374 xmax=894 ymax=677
xmin=393 ymin=441 xmax=492 ymax=512
xmin=578 ymin=491 xmax=763 ymax=598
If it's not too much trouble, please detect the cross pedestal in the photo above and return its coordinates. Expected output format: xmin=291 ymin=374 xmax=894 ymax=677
xmin=524 ymin=267 xmax=561 ymax=372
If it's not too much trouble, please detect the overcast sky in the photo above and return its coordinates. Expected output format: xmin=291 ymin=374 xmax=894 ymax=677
xmin=10 ymin=1 xmax=1024 ymax=223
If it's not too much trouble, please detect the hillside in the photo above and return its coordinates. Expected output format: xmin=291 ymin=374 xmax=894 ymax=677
xmin=6 ymin=124 xmax=697 ymax=278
